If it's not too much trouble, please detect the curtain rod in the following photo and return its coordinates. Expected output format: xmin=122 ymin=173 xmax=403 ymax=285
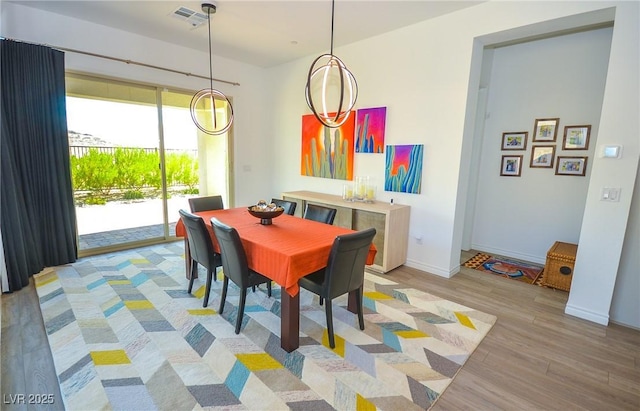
xmin=1 ymin=37 xmax=240 ymax=87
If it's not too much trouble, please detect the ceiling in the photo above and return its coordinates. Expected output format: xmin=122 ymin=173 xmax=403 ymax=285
xmin=10 ymin=1 xmax=484 ymax=67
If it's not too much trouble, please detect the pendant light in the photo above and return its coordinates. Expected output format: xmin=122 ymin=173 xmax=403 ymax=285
xmin=304 ymin=0 xmax=358 ymax=128
xmin=190 ymin=3 xmax=234 ymax=135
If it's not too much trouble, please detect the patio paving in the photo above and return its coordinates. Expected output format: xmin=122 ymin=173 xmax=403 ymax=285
xmin=78 ymin=222 xmax=178 ymax=250
xmin=76 ymin=196 xmax=189 ymax=251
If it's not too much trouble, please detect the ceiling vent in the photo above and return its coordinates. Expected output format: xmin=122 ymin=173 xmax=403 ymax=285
xmin=171 ymin=6 xmax=208 ymax=28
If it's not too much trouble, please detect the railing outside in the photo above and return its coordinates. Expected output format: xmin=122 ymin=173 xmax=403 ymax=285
xmin=69 ymin=145 xmax=196 ymax=158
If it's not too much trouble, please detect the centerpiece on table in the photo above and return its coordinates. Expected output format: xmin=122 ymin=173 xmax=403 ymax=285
xmin=247 ymin=200 xmax=284 ymax=225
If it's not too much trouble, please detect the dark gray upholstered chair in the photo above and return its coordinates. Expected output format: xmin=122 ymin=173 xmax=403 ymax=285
xmin=271 ymin=198 xmax=297 ymax=216
xmin=298 ymin=227 xmax=376 ymax=348
xmin=303 ymin=203 xmax=337 ymax=225
xmin=211 ymin=217 xmax=272 ymax=334
xmin=188 ymin=195 xmax=224 ymax=212
xmin=178 ymin=209 xmax=222 ymax=308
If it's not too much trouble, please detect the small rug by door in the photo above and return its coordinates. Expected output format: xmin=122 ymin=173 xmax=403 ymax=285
xmin=463 ymin=253 xmax=544 ymax=284
xmin=35 ymin=243 xmax=496 ymax=410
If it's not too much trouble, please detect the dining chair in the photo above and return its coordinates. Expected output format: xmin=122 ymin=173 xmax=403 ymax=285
xmin=188 ymin=195 xmax=224 ymax=212
xmin=178 ymin=209 xmax=222 ymax=308
xmin=211 ymin=217 xmax=272 ymax=334
xmin=271 ymin=198 xmax=297 ymax=216
xmin=303 ymin=203 xmax=337 ymax=225
xmin=298 ymin=227 xmax=376 ymax=348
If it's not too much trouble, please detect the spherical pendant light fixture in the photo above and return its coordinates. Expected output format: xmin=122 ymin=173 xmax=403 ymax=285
xmin=190 ymin=3 xmax=234 ymax=135
xmin=304 ymin=0 xmax=358 ymax=128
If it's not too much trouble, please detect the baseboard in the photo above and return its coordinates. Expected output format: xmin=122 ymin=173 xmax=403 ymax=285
xmin=470 ymin=243 xmax=546 ymax=265
xmin=610 ymin=319 xmax=640 ymax=332
xmin=404 ymin=258 xmax=458 ymax=278
xmin=564 ymin=303 xmax=609 ymax=326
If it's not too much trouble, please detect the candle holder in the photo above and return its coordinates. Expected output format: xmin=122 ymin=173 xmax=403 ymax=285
xmin=342 ymin=184 xmax=355 ymax=201
xmin=344 ymin=177 xmax=376 ymax=203
xmin=364 ymin=184 xmax=376 ymax=203
xmin=354 ymin=176 xmax=369 ymax=201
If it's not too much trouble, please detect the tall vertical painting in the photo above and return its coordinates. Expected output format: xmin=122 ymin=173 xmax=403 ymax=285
xmin=356 ymin=107 xmax=386 ymax=153
xmin=301 ymin=113 xmax=355 ymax=180
xmin=385 ymin=144 xmax=424 ymax=194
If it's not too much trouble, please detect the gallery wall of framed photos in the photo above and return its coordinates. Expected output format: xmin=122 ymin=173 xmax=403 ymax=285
xmin=499 ymin=117 xmax=592 ymax=177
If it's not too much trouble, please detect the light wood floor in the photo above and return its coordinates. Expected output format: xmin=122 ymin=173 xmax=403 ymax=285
xmin=2 ymin=249 xmax=639 ymax=410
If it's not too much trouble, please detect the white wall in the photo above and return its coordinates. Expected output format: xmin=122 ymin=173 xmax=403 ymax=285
xmin=470 ymin=27 xmax=612 ymax=264
xmin=1 ymin=2 xmax=272 ymax=208
xmin=565 ymin=4 xmax=639 ymax=326
xmin=266 ymin=1 xmax=639 ymax=326
xmin=610 ymin=163 xmax=639 ymax=329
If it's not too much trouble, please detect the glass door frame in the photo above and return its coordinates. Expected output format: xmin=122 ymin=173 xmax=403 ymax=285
xmin=66 ymin=72 xmax=234 ymax=257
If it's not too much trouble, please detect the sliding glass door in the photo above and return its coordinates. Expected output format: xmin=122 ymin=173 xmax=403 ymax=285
xmin=66 ymin=73 xmax=231 ymax=255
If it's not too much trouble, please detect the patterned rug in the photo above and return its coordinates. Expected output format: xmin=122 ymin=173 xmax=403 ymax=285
xmin=463 ymin=253 xmax=544 ymax=285
xmin=35 ymin=243 xmax=496 ymax=410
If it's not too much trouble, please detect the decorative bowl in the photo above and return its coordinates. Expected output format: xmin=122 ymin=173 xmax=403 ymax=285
xmin=247 ymin=206 xmax=284 ymax=225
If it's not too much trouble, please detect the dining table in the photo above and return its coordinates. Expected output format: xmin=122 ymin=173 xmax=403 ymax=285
xmin=175 ymin=206 xmax=376 ymax=352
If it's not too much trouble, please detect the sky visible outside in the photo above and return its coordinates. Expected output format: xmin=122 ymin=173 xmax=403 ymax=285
xmin=66 ymin=97 xmax=197 ymax=150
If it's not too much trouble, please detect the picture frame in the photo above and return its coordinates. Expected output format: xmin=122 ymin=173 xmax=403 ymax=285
xmin=502 ymin=132 xmax=528 ymax=150
xmin=556 ymin=156 xmax=588 ymax=176
xmin=500 ymin=155 xmax=523 ymax=177
xmin=533 ymin=118 xmax=560 ymax=142
xmin=562 ymin=125 xmax=591 ymax=150
xmin=530 ymin=145 xmax=556 ymax=168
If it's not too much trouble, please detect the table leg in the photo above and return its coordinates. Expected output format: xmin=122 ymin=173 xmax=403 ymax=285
xmin=280 ymin=292 xmax=300 ymax=352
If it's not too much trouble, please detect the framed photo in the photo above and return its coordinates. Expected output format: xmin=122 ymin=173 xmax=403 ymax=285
xmin=500 ymin=155 xmax=523 ymax=177
xmin=563 ymin=125 xmax=591 ymax=150
xmin=556 ymin=156 xmax=588 ymax=176
xmin=533 ymin=118 xmax=560 ymax=142
xmin=502 ymin=132 xmax=528 ymax=150
xmin=530 ymin=145 xmax=556 ymax=168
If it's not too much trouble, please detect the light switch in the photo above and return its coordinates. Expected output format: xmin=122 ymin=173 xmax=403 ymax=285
xmin=602 ymin=145 xmax=622 ymax=158
xmin=601 ymin=187 xmax=621 ymax=202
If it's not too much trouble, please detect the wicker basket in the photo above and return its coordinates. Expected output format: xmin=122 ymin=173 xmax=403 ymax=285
xmin=541 ymin=241 xmax=577 ymax=291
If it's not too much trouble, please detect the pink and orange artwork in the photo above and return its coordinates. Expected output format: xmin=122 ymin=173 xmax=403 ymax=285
xmin=301 ymin=112 xmax=355 ymax=180
xmin=356 ymin=107 xmax=386 ymax=153
xmin=385 ymin=144 xmax=423 ymax=194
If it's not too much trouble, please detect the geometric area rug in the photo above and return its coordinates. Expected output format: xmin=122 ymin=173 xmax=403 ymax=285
xmin=463 ymin=252 xmax=544 ymax=285
xmin=34 ymin=242 xmax=497 ymax=410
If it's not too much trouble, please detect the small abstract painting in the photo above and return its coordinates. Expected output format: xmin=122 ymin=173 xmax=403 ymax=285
xmin=385 ymin=144 xmax=423 ymax=194
xmin=356 ymin=107 xmax=386 ymax=153
xmin=301 ymin=113 xmax=355 ymax=180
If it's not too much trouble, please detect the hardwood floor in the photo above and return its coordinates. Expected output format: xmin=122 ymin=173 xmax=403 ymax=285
xmin=1 ymin=273 xmax=64 ymax=411
xmin=1 ymin=249 xmax=639 ymax=410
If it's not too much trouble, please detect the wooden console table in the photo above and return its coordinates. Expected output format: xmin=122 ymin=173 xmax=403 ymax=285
xmin=281 ymin=190 xmax=411 ymax=273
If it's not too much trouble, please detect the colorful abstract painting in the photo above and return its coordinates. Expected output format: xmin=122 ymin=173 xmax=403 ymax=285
xmin=385 ymin=144 xmax=424 ymax=194
xmin=356 ymin=107 xmax=386 ymax=153
xmin=301 ymin=112 xmax=355 ymax=180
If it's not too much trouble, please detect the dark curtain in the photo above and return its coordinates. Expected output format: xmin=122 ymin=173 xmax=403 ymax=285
xmin=1 ymin=39 xmax=77 ymax=291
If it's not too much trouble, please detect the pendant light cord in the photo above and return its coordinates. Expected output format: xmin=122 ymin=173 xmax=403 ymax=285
xmin=330 ymin=0 xmax=335 ymax=55
xmin=207 ymin=9 xmax=214 ymax=93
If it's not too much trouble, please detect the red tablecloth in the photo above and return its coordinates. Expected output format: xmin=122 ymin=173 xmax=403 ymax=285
xmin=175 ymin=207 xmax=376 ymax=297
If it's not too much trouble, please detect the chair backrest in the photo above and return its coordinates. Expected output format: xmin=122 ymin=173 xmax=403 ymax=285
xmin=271 ymin=198 xmax=297 ymax=216
xmin=303 ymin=203 xmax=337 ymax=225
xmin=323 ymin=228 xmax=376 ymax=300
xmin=179 ymin=209 xmax=217 ymax=268
xmin=211 ymin=217 xmax=251 ymax=289
xmin=189 ymin=195 xmax=224 ymax=212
